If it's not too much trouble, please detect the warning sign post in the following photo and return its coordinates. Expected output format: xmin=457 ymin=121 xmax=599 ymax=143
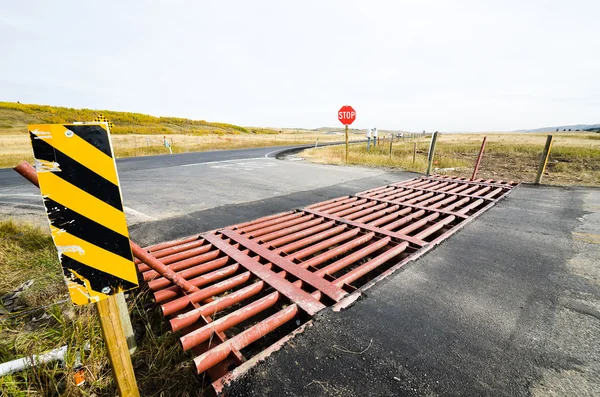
xmin=338 ymin=105 xmax=356 ymax=162
xmin=26 ymin=122 xmax=140 ymax=396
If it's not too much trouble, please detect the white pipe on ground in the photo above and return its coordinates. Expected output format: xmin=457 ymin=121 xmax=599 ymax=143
xmin=0 ymin=345 xmax=68 ymax=376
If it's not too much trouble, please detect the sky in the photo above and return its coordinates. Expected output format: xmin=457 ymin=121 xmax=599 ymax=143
xmin=1 ymin=1 xmax=599 ymax=131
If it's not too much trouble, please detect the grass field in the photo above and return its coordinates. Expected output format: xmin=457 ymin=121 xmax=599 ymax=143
xmin=0 ymin=132 xmax=360 ymax=168
xmin=0 ymin=102 xmax=366 ymax=168
xmin=0 ymin=221 xmax=212 ymax=396
xmin=303 ymin=132 xmax=600 ymax=186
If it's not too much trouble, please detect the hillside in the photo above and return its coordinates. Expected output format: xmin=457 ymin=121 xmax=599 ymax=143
xmin=0 ymin=102 xmax=278 ymax=136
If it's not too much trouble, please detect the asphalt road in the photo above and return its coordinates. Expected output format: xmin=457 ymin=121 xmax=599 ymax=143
xmin=0 ymin=142 xmax=398 ymax=231
xmin=0 ymin=143 xmax=330 ymax=187
xmin=224 ymin=184 xmax=600 ymax=397
xmin=2 ymin=144 xmax=598 ymax=396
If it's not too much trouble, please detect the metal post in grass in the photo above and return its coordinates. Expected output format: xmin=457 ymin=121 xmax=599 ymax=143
xmin=535 ymin=135 xmax=554 ymax=184
xmin=425 ymin=131 xmax=439 ymax=176
xmin=389 ymin=139 xmax=393 ymax=159
xmin=345 ymin=125 xmax=349 ymax=163
xmin=470 ymin=136 xmax=487 ymax=181
xmin=413 ymin=141 xmax=417 ymax=164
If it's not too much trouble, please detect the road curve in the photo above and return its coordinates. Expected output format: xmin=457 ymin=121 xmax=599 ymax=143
xmin=0 ymin=143 xmax=325 ymax=188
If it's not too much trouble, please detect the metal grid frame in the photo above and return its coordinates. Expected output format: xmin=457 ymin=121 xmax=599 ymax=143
xmin=137 ymin=175 xmax=518 ymax=391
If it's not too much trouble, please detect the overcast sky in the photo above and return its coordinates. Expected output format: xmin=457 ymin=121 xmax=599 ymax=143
xmin=1 ymin=1 xmax=599 ymax=131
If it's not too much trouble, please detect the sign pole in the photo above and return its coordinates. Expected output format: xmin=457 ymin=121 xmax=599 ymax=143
xmin=97 ymin=296 xmax=140 ymax=397
xmin=13 ymin=160 xmax=140 ymax=397
xmin=345 ymin=125 xmax=349 ymax=163
xmin=338 ymin=105 xmax=356 ymax=160
xmin=22 ymin=122 xmax=141 ymax=396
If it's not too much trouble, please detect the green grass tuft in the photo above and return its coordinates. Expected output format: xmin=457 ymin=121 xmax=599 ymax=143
xmin=0 ymin=220 xmax=212 ymax=396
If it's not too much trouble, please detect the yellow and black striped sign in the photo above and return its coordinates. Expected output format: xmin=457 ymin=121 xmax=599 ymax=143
xmin=94 ymin=114 xmax=114 ymax=129
xmin=28 ymin=123 xmax=138 ymax=305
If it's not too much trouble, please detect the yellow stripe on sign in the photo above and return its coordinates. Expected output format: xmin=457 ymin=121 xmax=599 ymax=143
xmin=53 ymin=229 xmax=138 ymax=284
xmin=66 ymin=274 xmax=108 ymax=305
xmin=29 ymin=124 xmax=118 ymax=185
xmin=38 ymin=172 xmax=129 ymax=237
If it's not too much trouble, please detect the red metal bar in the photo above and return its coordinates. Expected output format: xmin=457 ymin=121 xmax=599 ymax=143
xmin=315 ymin=237 xmax=391 ymax=277
xmin=153 ymin=263 xmax=239 ymax=303
xmin=331 ymin=200 xmax=378 ymax=218
xmin=353 ymin=195 xmax=468 ymax=220
xmin=237 ymin=212 xmax=304 ymax=234
xmin=246 ymin=215 xmax=315 ymax=238
xmin=309 ymin=197 xmax=362 ymax=212
xmin=219 ymin=229 xmax=348 ymax=302
xmin=147 ymin=256 xmax=230 ymax=291
xmin=437 ymin=197 xmax=470 ymax=211
xmin=143 ymin=236 xmax=202 ymax=253
xmin=267 ymin=221 xmax=336 ymax=248
xmin=286 ymin=228 xmax=360 ymax=260
xmin=414 ymin=216 xmax=456 ymax=239
xmin=13 ymin=161 xmax=39 ymax=186
xmin=193 ymin=304 xmax=299 ymax=374
xmin=356 ymin=186 xmax=394 ymax=197
xmin=181 ymin=291 xmax=281 ymax=351
xmin=368 ymin=208 xmax=412 ymax=227
xmin=203 ymin=232 xmax=327 ymax=315
xmin=305 ymin=196 xmax=350 ymax=209
xmin=138 ymin=244 xmax=215 ymax=273
xmin=302 ymin=208 xmax=427 ymax=246
xmin=381 ymin=210 xmax=426 ymax=231
xmin=344 ymin=203 xmax=389 ymax=220
xmin=275 ymin=225 xmax=347 ymax=254
xmin=397 ymin=213 xmax=439 ymax=235
xmin=353 ymin=205 xmax=402 ymax=224
xmin=396 ymin=184 xmax=494 ymax=198
xmin=170 ymin=281 xmax=266 ymax=331
xmin=162 ymin=272 xmax=253 ymax=316
xmin=423 ymin=175 xmax=515 ymax=188
xmin=231 ymin=211 xmax=295 ymax=231
xmin=136 ymin=240 xmax=206 ymax=265
xmin=334 ymin=243 xmax=409 ymax=287
xmin=130 ymin=242 xmax=201 ymax=294
xmin=141 ymin=249 xmax=222 ymax=281
xmin=321 ymin=199 xmax=368 ymax=215
xmin=301 ymin=232 xmax=376 ymax=270
xmin=257 ymin=218 xmax=324 ymax=243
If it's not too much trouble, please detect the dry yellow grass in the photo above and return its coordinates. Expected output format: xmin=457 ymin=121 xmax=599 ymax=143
xmin=303 ymin=132 xmax=600 ymax=186
xmin=0 ymin=132 xmax=360 ymax=168
xmin=0 ymin=220 xmax=217 ymax=396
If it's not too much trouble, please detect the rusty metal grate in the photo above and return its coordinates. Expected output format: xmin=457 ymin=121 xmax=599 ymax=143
xmin=137 ymin=176 xmax=517 ymax=392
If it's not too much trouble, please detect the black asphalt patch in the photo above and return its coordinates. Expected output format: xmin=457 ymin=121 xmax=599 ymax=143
xmin=129 ymin=171 xmax=418 ymax=246
xmin=222 ymin=185 xmax=600 ymax=397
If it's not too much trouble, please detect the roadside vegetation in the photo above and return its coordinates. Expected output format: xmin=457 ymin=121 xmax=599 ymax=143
xmin=0 ymin=102 xmax=361 ymax=168
xmin=0 ymin=102 xmax=271 ymax=136
xmin=0 ymin=221 xmax=209 ymax=396
xmin=303 ymin=132 xmax=600 ymax=186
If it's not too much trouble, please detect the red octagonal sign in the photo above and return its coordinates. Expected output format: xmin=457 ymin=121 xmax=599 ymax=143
xmin=338 ymin=105 xmax=356 ymax=125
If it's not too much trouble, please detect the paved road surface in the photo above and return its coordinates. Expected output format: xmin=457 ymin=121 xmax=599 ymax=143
xmin=2 ymin=144 xmax=598 ymax=396
xmin=0 ymin=143 xmax=391 ymax=229
xmin=224 ymin=184 xmax=600 ymax=397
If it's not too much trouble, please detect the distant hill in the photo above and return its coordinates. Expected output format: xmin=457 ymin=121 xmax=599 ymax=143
xmin=0 ymin=102 xmax=279 ymax=135
xmin=516 ymin=124 xmax=600 ymax=133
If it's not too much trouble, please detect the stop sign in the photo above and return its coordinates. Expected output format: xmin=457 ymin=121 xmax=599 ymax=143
xmin=338 ymin=105 xmax=356 ymax=125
